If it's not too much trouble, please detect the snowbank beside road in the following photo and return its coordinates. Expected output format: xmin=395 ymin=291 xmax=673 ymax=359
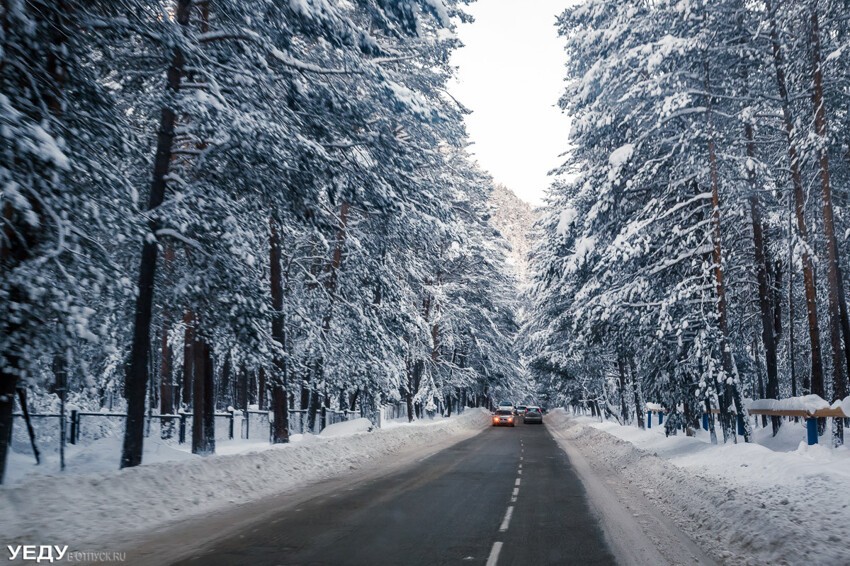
xmin=0 ymin=410 xmax=488 ymax=546
xmin=547 ymin=409 xmax=850 ymax=565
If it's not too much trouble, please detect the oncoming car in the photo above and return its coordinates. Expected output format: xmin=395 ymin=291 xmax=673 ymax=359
xmin=523 ymin=406 xmax=543 ymax=424
xmin=492 ymin=409 xmax=515 ymax=427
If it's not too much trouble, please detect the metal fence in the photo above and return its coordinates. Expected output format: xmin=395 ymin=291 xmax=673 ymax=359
xmin=12 ymin=405 xmax=377 ymax=447
xmin=11 ymin=402 xmax=428 ymax=459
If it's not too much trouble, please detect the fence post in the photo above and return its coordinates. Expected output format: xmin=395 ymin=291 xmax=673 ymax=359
xmin=647 ymin=411 xmax=652 ymax=429
xmin=179 ymin=413 xmax=186 ymax=444
xmin=69 ymin=410 xmax=78 ymax=445
xmin=806 ymin=417 xmax=818 ymax=445
xmin=658 ymin=412 xmax=663 ymax=425
xmin=702 ymin=413 xmax=709 ymax=431
xmin=736 ymin=414 xmax=745 ymax=436
xmin=245 ymin=411 xmax=250 ymax=440
xmin=228 ymin=409 xmax=235 ymax=440
xmin=321 ymin=406 xmax=327 ymax=431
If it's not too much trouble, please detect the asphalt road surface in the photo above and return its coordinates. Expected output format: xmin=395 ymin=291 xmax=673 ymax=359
xmin=173 ymin=420 xmax=615 ymax=566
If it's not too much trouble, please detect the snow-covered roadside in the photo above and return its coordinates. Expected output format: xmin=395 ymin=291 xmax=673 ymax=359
xmin=0 ymin=410 xmax=488 ymax=547
xmin=547 ymin=409 xmax=850 ymax=565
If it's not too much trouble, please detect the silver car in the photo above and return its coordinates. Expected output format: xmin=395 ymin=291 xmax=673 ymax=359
xmin=523 ymin=406 xmax=543 ymax=424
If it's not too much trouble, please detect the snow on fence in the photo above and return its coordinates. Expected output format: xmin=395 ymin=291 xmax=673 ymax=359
xmin=747 ymin=394 xmax=850 ymax=445
xmin=642 ymin=395 xmax=850 ymax=445
xmin=645 ymin=403 xmax=665 ymax=428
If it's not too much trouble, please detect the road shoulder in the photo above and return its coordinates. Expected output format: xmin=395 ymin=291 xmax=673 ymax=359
xmin=547 ymin=418 xmax=716 ymax=566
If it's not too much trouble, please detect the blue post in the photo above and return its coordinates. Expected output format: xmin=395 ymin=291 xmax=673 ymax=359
xmin=647 ymin=412 xmax=652 ymax=429
xmin=658 ymin=412 xmax=663 ymax=425
xmin=806 ymin=417 xmax=818 ymax=445
xmin=736 ymin=414 xmax=745 ymax=436
xmin=702 ymin=413 xmax=709 ymax=431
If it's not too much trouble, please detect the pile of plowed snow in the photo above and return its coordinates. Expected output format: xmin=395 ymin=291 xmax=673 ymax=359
xmin=547 ymin=409 xmax=850 ymax=565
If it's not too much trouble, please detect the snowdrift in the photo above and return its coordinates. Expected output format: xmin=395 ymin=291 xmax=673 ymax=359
xmin=0 ymin=410 xmax=488 ymax=546
xmin=547 ymin=409 xmax=850 ymax=565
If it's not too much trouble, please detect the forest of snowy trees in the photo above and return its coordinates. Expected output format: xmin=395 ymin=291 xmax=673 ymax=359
xmin=527 ymin=0 xmax=850 ymax=446
xmin=0 ymin=0 xmax=526 ymax=482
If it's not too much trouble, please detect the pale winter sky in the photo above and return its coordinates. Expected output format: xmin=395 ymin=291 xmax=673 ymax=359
xmin=450 ymin=0 xmax=574 ymax=206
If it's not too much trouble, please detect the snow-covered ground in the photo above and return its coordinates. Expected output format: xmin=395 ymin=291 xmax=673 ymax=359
xmin=1 ymin=410 xmax=488 ymax=548
xmin=547 ymin=409 xmax=850 ymax=565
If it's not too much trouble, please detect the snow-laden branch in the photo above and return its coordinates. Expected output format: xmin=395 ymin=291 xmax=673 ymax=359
xmin=270 ymin=49 xmax=354 ymax=75
xmin=155 ymin=228 xmax=204 ymax=252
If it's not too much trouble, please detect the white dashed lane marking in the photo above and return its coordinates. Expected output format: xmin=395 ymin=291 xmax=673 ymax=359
xmin=486 ymin=542 xmax=503 ymax=566
xmin=499 ymin=506 xmax=514 ymax=532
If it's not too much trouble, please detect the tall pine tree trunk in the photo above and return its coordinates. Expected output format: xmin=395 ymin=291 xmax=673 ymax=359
xmin=628 ymin=357 xmax=645 ymax=429
xmin=269 ymin=217 xmax=289 ymax=443
xmin=181 ymin=310 xmax=194 ymax=407
xmin=767 ymin=0 xmax=825 ymax=403
xmin=121 ymin=0 xmax=192 ymax=469
xmin=745 ymin=122 xmax=781 ymax=436
xmin=160 ymin=318 xmax=174 ymax=438
xmin=810 ymin=2 xmax=849 ymax=444
xmin=202 ymin=340 xmax=215 ymax=454
xmin=705 ymin=62 xmax=748 ymax=442
xmin=309 ymin=202 xmax=352 ymax=430
xmin=616 ymin=356 xmax=630 ymax=425
xmin=258 ymin=367 xmax=266 ymax=411
xmin=191 ymin=327 xmax=215 ymax=455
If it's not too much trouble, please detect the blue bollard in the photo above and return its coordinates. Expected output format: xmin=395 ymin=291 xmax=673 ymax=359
xmin=737 ymin=414 xmax=745 ymax=436
xmin=806 ymin=417 xmax=818 ymax=445
xmin=702 ymin=413 xmax=709 ymax=431
xmin=658 ymin=412 xmax=663 ymax=425
xmin=647 ymin=412 xmax=652 ymax=429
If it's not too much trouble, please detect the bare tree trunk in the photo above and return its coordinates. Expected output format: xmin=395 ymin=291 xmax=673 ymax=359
xmin=240 ymin=366 xmax=249 ymax=412
xmin=308 ymin=203 xmax=351 ymax=431
xmin=121 ymin=0 xmax=192 ymax=469
xmin=269 ymin=218 xmax=289 ymax=443
xmin=202 ymin=341 xmax=215 ymax=454
xmin=746 ymin=123 xmax=781 ymax=436
xmin=767 ymin=0 xmax=825 ymax=403
xmin=705 ymin=64 xmax=747 ymax=442
xmin=258 ymin=367 xmax=266 ymax=410
xmin=16 ymin=388 xmax=40 ymax=464
xmin=219 ymin=352 xmax=231 ymax=409
xmin=192 ymin=330 xmax=206 ymax=454
xmin=159 ymin=244 xmax=176 ymax=437
xmin=616 ymin=356 xmax=630 ymax=425
xmin=810 ymin=2 xmax=848 ymax=444
xmin=181 ymin=310 xmax=194 ymax=407
xmin=192 ymin=328 xmax=215 ymax=455
xmin=628 ymin=357 xmax=644 ymax=429
xmin=789 ymin=196 xmax=800 ymax=397
xmin=160 ymin=318 xmax=174 ymax=439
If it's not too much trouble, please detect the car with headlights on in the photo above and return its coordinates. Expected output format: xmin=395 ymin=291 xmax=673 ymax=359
xmin=492 ymin=409 xmax=516 ymax=427
xmin=523 ymin=406 xmax=543 ymax=424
